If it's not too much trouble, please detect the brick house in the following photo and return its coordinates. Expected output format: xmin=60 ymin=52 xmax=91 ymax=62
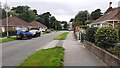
xmin=0 ymin=17 xmax=29 ymax=32
xmin=90 ymin=5 xmax=120 ymax=29
xmin=29 ymin=21 xmax=47 ymax=31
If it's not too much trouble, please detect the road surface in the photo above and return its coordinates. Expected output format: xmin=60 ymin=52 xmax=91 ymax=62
xmin=2 ymin=31 xmax=64 ymax=66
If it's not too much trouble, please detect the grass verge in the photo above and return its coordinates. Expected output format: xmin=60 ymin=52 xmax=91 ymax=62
xmin=41 ymin=32 xmax=48 ymax=35
xmin=53 ymin=32 xmax=69 ymax=40
xmin=0 ymin=37 xmax=16 ymax=43
xmin=19 ymin=46 xmax=64 ymax=67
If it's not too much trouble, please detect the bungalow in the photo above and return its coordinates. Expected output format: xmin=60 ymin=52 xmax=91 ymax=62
xmin=29 ymin=21 xmax=47 ymax=31
xmin=0 ymin=17 xmax=29 ymax=32
xmin=90 ymin=3 xmax=120 ymax=29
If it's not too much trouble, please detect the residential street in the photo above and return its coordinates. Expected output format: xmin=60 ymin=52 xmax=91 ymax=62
xmin=1 ymin=1 xmax=119 ymax=67
xmin=2 ymin=31 xmax=64 ymax=66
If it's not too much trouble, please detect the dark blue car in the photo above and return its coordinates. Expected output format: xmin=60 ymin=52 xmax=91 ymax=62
xmin=16 ymin=30 xmax=32 ymax=39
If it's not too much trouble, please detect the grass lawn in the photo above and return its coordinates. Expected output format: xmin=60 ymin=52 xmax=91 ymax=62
xmin=41 ymin=32 xmax=48 ymax=35
xmin=19 ymin=46 xmax=64 ymax=67
xmin=0 ymin=37 xmax=16 ymax=43
xmin=53 ymin=32 xmax=69 ymax=40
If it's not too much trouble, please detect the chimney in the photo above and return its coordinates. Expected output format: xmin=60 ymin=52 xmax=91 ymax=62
xmin=109 ymin=2 xmax=112 ymax=8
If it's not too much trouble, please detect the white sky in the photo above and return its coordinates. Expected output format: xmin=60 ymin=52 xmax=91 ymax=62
xmin=1 ymin=0 xmax=120 ymax=22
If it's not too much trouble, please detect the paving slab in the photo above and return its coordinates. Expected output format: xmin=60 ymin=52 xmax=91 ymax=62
xmin=43 ymin=40 xmax=59 ymax=49
xmin=63 ymin=31 xmax=107 ymax=66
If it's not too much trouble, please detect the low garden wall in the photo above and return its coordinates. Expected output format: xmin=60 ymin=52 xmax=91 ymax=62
xmin=84 ymin=41 xmax=120 ymax=67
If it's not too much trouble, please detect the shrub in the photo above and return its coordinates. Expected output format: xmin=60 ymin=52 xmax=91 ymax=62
xmin=118 ymin=28 xmax=120 ymax=41
xmin=80 ymin=25 xmax=89 ymax=29
xmin=85 ymin=27 xmax=98 ymax=43
xmin=108 ymin=43 xmax=120 ymax=58
xmin=8 ymin=31 xmax=16 ymax=36
xmin=95 ymin=27 xmax=119 ymax=49
xmin=0 ymin=31 xmax=16 ymax=37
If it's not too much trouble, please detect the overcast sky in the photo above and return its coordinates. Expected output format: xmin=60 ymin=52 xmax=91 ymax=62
xmin=1 ymin=0 xmax=120 ymax=22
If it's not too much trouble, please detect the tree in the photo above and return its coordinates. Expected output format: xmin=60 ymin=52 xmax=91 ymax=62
xmin=91 ymin=9 xmax=103 ymax=20
xmin=74 ymin=10 xmax=90 ymax=25
xmin=11 ymin=6 xmax=30 ymax=13
xmin=2 ymin=9 xmax=6 ymax=19
xmin=61 ymin=21 xmax=68 ymax=29
xmin=56 ymin=21 xmax=62 ymax=30
xmin=9 ymin=10 xmax=19 ymax=17
xmin=36 ymin=12 xmax=51 ymax=28
xmin=33 ymin=9 xmax=38 ymax=16
xmin=50 ymin=16 xmax=57 ymax=29
xmin=11 ymin=6 xmax=36 ymax=22
xmin=19 ymin=10 xmax=36 ymax=22
xmin=1 ymin=9 xmax=11 ymax=19
xmin=69 ymin=18 xmax=74 ymax=22
xmin=36 ymin=12 xmax=62 ymax=30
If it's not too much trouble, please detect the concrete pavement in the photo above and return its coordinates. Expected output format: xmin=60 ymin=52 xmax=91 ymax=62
xmin=63 ymin=31 xmax=107 ymax=66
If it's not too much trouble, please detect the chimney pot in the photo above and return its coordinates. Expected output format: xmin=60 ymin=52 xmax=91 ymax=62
xmin=109 ymin=2 xmax=112 ymax=7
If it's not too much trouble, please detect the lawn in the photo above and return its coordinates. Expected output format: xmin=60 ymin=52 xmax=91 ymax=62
xmin=19 ymin=46 xmax=64 ymax=67
xmin=41 ymin=32 xmax=48 ymax=35
xmin=0 ymin=37 xmax=16 ymax=43
xmin=53 ymin=32 xmax=69 ymax=40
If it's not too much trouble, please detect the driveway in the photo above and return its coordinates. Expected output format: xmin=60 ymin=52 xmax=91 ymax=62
xmin=2 ymin=31 xmax=64 ymax=66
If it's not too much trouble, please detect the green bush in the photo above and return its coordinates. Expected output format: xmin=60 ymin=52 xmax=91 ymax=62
xmin=118 ymin=28 xmax=120 ymax=41
xmin=108 ymin=43 xmax=120 ymax=58
xmin=85 ymin=27 xmax=98 ymax=43
xmin=95 ymin=27 xmax=119 ymax=49
xmin=80 ymin=25 xmax=89 ymax=29
xmin=0 ymin=31 xmax=16 ymax=37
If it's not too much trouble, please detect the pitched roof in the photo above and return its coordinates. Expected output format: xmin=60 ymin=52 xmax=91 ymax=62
xmin=93 ymin=7 xmax=120 ymax=23
xmin=1 ymin=17 xmax=29 ymax=26
xmin=29 ymin=21 xmax=47 ymax=28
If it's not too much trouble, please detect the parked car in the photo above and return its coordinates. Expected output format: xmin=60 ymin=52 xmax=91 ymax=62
xmin=29 ymin=28 xmax=41 ymax=37
xmin=16 ymin=30 xmax=32 ymax=39
xmin=45 ymin=29 xmax=51 ymax=33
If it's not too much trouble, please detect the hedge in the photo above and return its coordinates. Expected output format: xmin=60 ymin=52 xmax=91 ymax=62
xmin=0 ymin=31 xmax=16 ymax=37
xmin=108 ymin=43 xmax=120 ymax=58
xmin=85 ymin=27 xmax=98 ymax=43
xmin=80 ymin=25 xmax=89 ymax=29
xmin=118 ymin=28 xmax=120 ymax=41
xmin=95 ymin=27 xmax=119 ymax=49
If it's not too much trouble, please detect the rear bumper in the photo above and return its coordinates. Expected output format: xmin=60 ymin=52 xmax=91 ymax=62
xmin=16 ymin=34 xmax=31 ymax=39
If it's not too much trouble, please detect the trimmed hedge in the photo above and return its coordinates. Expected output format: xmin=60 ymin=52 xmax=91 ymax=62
xmin=85 ymin=27 xmax=98 ymax=43
xmin=95 ymin=27 xmax=119 ymax=49
xmin=80 ymin=25 xmax=89 ymax=29
xmin=118 ymin=28 xmax=120 ymax=41
xmin=0 ymin=31 xmax=16 ymax=37
xmin=85 ymin=27 xmax=120 ymax=58
xmin=108 ymin=43 xmax=120 ymax=58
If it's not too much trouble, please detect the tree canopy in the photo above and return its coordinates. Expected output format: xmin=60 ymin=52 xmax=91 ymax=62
xmin=73 ymin=9 xmax=103 ymax=26
xmin=36 ymin=12 xmax=63 ymax=30
xmin=73 ymin=10 xmax=90 ymax=25
xmin=91 ymin=9 xmax=103 ymax=20
xmin=11 ymin=6 xmax=36 ymax=22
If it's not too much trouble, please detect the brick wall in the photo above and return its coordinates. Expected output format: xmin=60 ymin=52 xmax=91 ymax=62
xmin=84 ymin=41 xmax=120 ymax=67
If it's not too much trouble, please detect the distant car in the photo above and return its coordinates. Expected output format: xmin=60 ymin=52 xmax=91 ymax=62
xmin=45 ymin=29 xmax=51 ymax=33
xmin=29 ymin=29 xmax=41 ymax=37
xmin=16 ymin=30 xmax=32 ymax=39
xmin=39 ymin=28 xmax=46 ymax=32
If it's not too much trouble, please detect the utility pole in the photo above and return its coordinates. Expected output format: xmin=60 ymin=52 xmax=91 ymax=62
xmin=4 ymin=0 xmax=10 ymax=37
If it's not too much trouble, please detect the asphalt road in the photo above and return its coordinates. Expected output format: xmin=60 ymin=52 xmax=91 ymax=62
xmin=2 ymin=31 xmax=64 ymax=66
